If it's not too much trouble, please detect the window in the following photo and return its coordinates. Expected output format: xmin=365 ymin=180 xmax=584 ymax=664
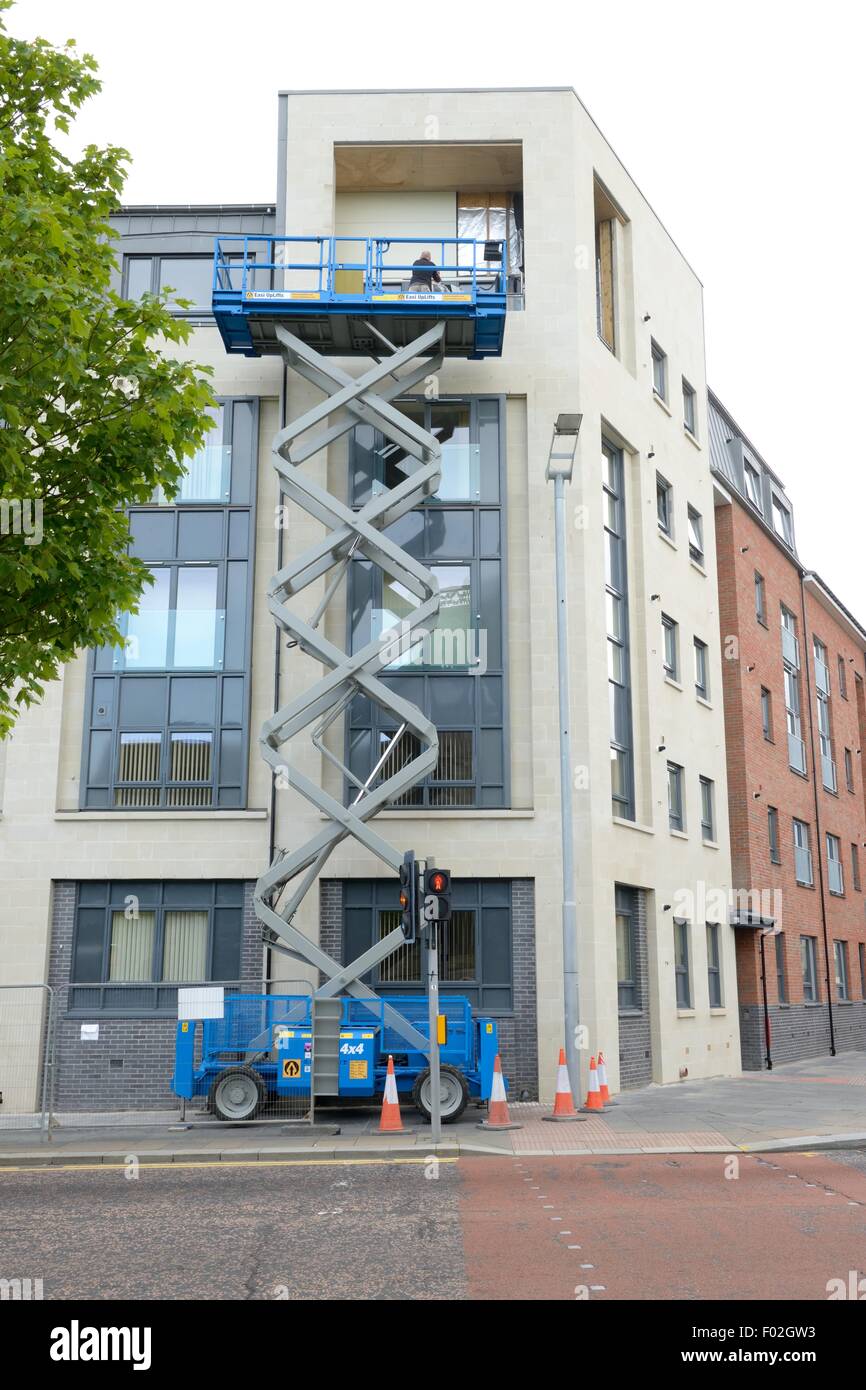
xmin=371 ymin=729 xmax=475 ymax=810
xmin=793 ymin=819 xmax=813 ymax=886
xmin=117 ymin=565 xmax=223 ymax=673
xmin=662 ymin=614 xmax=679 ymax=681
xmin=838 ymin=655 xmax=848 ymax=699
xmin=852 ymin=844 xmax=861 ymax=893
xmin=744 ymin=460 xmax=763 ymax=511
xmin=801 ymin=935 xmax=819 ymax=1002
xmin=376 ymin=565 xmax=472 ymax=670
xmin=775 ymin=932 xmax=788 ymax=1004
xmin=827 ymin=833 xmax=844 ymax=895
xmin=594 ymin=182 xmax=617 ymax=351
xmin=834 ymin=941 xmax=850 ymax=1001
xmin=344 ymin=878 xmax=513 ymax=1012
xmin=817 ymin=653 xmax=839 ymax=789
xmin=651 ymin=340 xmax=667 ymax=400
xmin=694 ymin=638 xmax=709 ymax=699
xmin=706 ymin=923 xmax=722 ymax=1007
xmin=656 ymin=473 xmax=673 ymax=537
xmin=781 ymin=606 xmax=800 ymax=668
xmin=674 ymin=920 xmax=691 ymax=1007
xmin=348 ymin=397 xmax=505 ymax=810
xmin=813 ymin=636 xmax=830 ymax=695
xmin=783 ymin=628 xmax=806 ymax=775
xmin=768 ymin=805 xmax=781 ymax=864
xmin=70 ymin=881 xmax=245 ymax=1011
xmin=682 ymin=379 xmax=697 ymax=435
xmin=761 ymin=686 xmax=773 ymax=740
xmin=604 ymin=441 xmax=634 ymax=820
xmin=668 ymin=762 xmax=684 ymax=832
xmin=616 ymin=889 xmax=637 ymax=1010
xmin=458 ymin=192 xmax=522 ymax=281
xmin=860 ymin=942 xmax=866 ymax=999
xmin=687 ymin=506 xmax=704 ymax=565
xmin=845 ymin=747 xmax=855 ymax=794
xmin=752 ymin=572 xmax=767 ymax=626
xmin=153 ymin=405 xmax=230 ymax=505
xmin=771 ymin=493 xmax=794 ymax=546
xmin=124 ymin=255 xmax=214 ymax=314
xmin=699 ymin=776 xmax=715 ymax=842
xmin=83 ymin=397 xmax=257 ymax=812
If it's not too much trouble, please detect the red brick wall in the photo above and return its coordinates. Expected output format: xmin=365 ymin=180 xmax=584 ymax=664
xmin=714 ymin=498 xmax=866 ymax=1017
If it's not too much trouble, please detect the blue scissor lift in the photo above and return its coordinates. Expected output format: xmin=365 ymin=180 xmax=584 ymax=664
xmin=178 ymin=233 xmax=508 ymax=1124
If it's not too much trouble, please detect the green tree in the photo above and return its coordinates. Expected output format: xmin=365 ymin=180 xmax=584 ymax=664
xmin=0 ymin=2 xmax=214 ymax=736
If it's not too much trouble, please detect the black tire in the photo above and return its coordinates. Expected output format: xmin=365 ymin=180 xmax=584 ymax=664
xmin=209 ymin=1066 xmax=266 ymax=1122
xmin=412 ymin=1065 xmax=470 ymax=1124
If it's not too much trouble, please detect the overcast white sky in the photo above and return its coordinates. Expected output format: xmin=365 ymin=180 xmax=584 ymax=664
xmin=12 ymin=1 xmax=866 ymax=612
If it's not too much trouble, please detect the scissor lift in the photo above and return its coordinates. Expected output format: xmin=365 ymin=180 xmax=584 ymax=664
xmin=211 ymin=233 xmax=507 ymax=1105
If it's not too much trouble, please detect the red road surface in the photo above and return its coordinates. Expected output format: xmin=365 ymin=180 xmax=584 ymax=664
xmin=457 ymin=1152 xmax=866 ymax=1300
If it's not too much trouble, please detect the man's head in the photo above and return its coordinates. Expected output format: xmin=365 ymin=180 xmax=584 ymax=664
xmin=418 ymin=249 xmax=432 ymax=262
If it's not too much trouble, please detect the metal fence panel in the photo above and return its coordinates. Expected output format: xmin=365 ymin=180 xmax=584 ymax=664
xmin=0 ymin=985 xmax=53 ymax=1135
xmin=45 ymin=979 xmax=316 ymax=1131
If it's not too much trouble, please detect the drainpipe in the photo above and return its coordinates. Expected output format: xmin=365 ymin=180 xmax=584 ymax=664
xmin=798 ymin=571 xmax=836 ymax=1056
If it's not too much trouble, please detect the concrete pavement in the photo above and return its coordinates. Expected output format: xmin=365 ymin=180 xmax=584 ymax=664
xmin=1 ymin=1051 xmax=864 ymax=1166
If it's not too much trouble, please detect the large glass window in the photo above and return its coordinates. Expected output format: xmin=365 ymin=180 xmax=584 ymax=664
xmin=604 ymin=440 xmax=634 ymax=820
xmin=70 ymin=881 xmax=245 ymax=1011
xmin=154 ymin=405 xmax=230 ymax=505
xmin=123 ymin=255 xmax=214 ymax=313
xmin=343 ymin=878 xmax=513 ymax=1012
xmin=118 ymin=565 xmax=223 ymax=671
xmin=347 ymin=397 xmax=505 ymax=810
xmin=83 ymin=398 xmax=257 ymax=811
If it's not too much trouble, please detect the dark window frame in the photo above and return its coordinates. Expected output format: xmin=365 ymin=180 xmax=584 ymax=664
xmin=343 ymin=878 xmax=514 ymax=1014
xmin=69 ymin=880 xmax=246 ymax=1014
xmin=604 ymin=439 xmax=635 ymax=821
xmin=345 ymin=395 xmax=508 ymax=811
xmin=706 ymin=922 xmax=722 ymax=1007
xmin=80 ymin=398 xmax=258 ymax=812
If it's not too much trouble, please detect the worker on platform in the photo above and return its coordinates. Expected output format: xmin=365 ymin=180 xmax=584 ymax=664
xmin=408 ymin=249 xmax=446 ymax=293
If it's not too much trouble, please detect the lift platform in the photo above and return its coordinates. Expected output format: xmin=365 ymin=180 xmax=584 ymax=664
xmin=211 ymin=234 xmax=508 ymax=359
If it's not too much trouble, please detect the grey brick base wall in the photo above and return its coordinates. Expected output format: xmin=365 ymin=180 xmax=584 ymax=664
xmin=48 ymin=881 xmax=261 ymax=1112
xmin=618 ymin=887 xmax=653 ymax=1089
xmin=740 ymin=1000 xmax=866 ymax=1070
xmin=319 ymin=877 xmax=539 ymax=1100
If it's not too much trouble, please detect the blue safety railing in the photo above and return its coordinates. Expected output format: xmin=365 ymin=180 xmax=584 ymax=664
xmin=212 ymin=234 xmax=508 ymax=300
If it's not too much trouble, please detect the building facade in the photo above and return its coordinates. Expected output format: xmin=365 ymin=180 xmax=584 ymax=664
xmin=710 ymin=393 xmax=866 ymax=1067
xmin=0 ymin=88 xmax=741 ymax=1111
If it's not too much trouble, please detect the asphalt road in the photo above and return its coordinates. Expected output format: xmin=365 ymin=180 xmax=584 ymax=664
xmin=2 ymin=1150 xmax=865 ymax=1301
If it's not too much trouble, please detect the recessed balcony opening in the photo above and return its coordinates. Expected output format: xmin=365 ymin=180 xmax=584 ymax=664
xmin=333 ymin=141 xmax=524 ymax=308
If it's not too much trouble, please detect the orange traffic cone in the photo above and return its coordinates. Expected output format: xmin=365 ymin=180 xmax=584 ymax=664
xmin=542 ymin=1048 xmax=586 ymax=1122
xmin=580 ymin=1055 xmax=604 ymax=1112
xmin=597 ymin=1050 xmax=618 ymax=1106
xmin=378 ymin=1054 xmax=404 ymax=1132
xmin=477 ymin=1054 xmax=522 ymax=1130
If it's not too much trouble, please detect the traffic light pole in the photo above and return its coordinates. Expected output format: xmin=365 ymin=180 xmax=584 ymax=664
xmin=423 ymin=862 xmax=442 ymax=1143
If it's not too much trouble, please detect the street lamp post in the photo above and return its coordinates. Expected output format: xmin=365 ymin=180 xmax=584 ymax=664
xmin=546 ymin=413 xmax=583 ymax=1107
